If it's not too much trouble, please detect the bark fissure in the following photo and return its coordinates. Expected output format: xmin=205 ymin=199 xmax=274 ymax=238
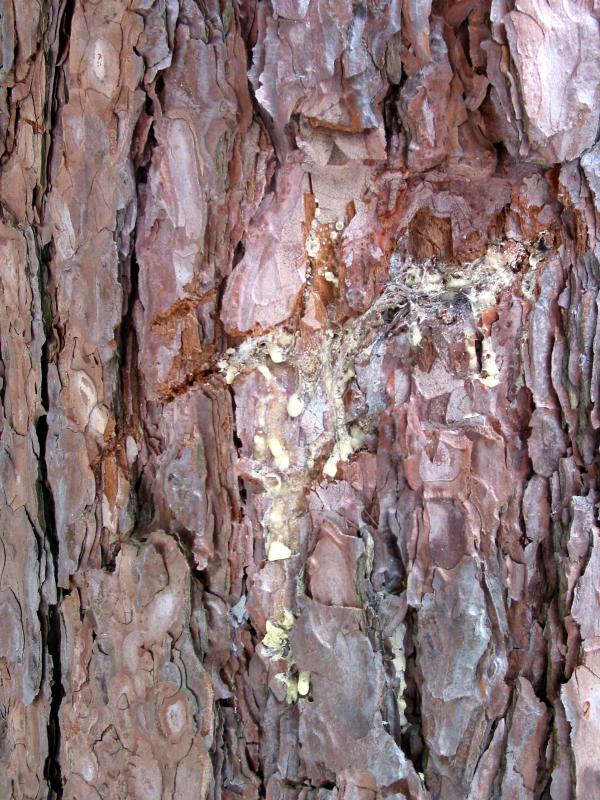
xmin=36 ymin=242 xmax=64 ymax=799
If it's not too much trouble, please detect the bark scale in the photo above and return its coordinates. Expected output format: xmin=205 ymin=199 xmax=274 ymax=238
xmin=1 ymin=1 xmax=600 ymax=799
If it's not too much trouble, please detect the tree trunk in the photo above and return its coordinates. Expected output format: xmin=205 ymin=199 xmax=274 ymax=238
xmin=1 ymin=1 xmax=600 ymax=798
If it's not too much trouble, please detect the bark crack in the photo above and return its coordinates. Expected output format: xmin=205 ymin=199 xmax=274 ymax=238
xmin=36 ymin=240 xmax=64 ymax=799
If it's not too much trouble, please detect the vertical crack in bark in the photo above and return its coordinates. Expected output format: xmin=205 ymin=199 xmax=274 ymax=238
xmin=36 ymin=3 xmax=75 ymax=794
xmin=36 ymin=241 xmax=64 ymax=799
xmin=120 ymin=76 xmax=165 ymax=548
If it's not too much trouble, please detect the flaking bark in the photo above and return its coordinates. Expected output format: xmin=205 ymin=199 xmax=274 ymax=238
xmin=1 ymin=1 xmax=600 ymax=799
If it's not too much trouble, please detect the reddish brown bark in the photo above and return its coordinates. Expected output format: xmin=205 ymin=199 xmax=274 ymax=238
xmin=1 ymin=1 xmax=600 ymax=798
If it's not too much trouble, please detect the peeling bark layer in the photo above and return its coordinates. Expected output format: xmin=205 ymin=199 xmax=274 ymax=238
xmin=2 ymin=1 xmax=600 ymax=799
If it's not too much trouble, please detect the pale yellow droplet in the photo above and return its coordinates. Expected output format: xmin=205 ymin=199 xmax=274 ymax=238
xmin=307 ymin=237 xmax=321 ymax=257
xmin=254 ymin=434 xmax=266 ymax=456
xmin=268 ymin=541 xmax=292 ymax=561
xmin=323 ymin=454 xmax=338 ymax=478
xmin=275 ymin=451 xmax=290 ymax=471
xmin=287 ymin=393 xmax=304 ymax=418
xmin=286 ymin=676 xmax=299 ymax=704
xmin=268 ymin=437 xmax=284 ymax=458
xmin=297 ymin=671 xmax=310 ymax=696
xmin=268 ymin=437 xmax=290 ymax=471
xmin=268 ymin=343 xmax=285 ymax=363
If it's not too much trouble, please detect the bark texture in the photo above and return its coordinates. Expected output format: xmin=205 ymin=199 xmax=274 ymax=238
xmin=1 ymin=1 xmax=600 ymax=798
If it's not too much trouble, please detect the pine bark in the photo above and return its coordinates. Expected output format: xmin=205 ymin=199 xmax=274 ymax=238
xmin=1 ymin=1 xmax=600 ymax=798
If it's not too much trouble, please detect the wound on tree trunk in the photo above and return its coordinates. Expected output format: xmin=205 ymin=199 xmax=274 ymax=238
xmin=1 ymin=1 xmax=600 ymax=799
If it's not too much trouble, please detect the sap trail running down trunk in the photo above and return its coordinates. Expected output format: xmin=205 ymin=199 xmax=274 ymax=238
xmin=2 ymin=1 xmax=600 ymax=799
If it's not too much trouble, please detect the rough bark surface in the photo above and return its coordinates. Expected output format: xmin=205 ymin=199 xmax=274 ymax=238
xmin=1 ymin=1 xmax=600 ymax=799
